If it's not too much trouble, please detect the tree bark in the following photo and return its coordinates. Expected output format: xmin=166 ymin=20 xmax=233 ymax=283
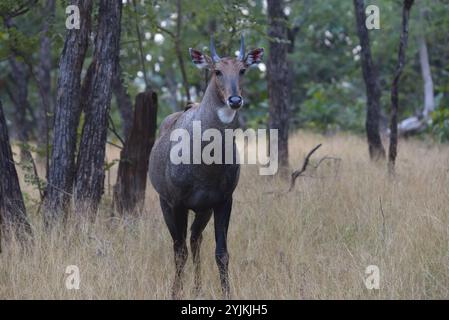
xmin=43 ymin=0 xmax=93 ymax=226
xmin=112 ymin=63 xmax=134 ymax=138
xmin=74 ymin=0 xmax=122 ymax=217
xmin=388 ymin=0 xmax=414 ymax=175
xmin=267 ymin=0 xmax=290 ymax=171
xmin=353 ymin=0 xmax=386 ymax=161
xmin=0 ymin=99 xmax=32 ymax=243
xmin=36 ymin=0 xmax=55 ymax=166
xmin=113 ymin=91 xmax=158 ymax=216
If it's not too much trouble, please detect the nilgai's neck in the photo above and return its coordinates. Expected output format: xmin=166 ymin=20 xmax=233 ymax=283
xmin=197 ymin=79 xmax=239 ymax=130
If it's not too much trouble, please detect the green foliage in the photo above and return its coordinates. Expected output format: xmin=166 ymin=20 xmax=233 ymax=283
xmin=431 ymin=106 xmax=449 ymax=143
xmin=298 ymin=82 xmax=365 ymax=133
xmin=1 ymin=0 xmax=449 ymax=145
xmin=0 ymin=26 xmax=39 ymax=60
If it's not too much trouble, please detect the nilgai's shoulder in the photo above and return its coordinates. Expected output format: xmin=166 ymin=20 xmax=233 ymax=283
xmin=159 ymin=112 xmax=184 ymax=136
xmin=159 ymin=102 xmax=201 ymax=136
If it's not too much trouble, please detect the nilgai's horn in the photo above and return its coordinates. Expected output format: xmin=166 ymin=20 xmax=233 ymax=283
xmin=210 ymin=37 xmax=221 ymax=63
xmin=238 ymin=35 xmax=245 ymax=61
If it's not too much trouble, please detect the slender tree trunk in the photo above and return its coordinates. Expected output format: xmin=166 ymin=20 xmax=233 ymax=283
xmin=112 ymin=63 xmax=134 ymax=138
xmin=0 ymin=100 xmax=32 ymax=243
xmin=164 ymin=66 xmax=181 ymax=113
xmin=175 ymin=0 xmax=190 ymax=103
xmin=353 ymin=0 xmax=386 ymax=161
xmin=43 ymin=0 xmax=93 ymax=226
xmin=113 ymin=91 xmax=158 ymax=216
xmin=397 ymin=28 xmax=434 ymax=134
xmin=418 ymin=22 xmax=434 ymax=118
xmin=397 ymin=6 xmax=434 ymax=135
xmin=36 ymin=0 xmax=55 ymax=167
xmin=389 ymin=0 xmax=414 ymax=175
xmin=74 ymin=0 xmax=122 ymax=217
xmin=267 ymin=0 xmax=290 ymax=172
xmin=131 ymin=0 xmax=149 ymax=89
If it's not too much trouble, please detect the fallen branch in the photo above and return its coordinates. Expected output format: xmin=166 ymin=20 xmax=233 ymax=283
xmin=287 ymin=144 xmax=322 ymax=192
xmin=265 ymin=144 xmax=342 ymax=195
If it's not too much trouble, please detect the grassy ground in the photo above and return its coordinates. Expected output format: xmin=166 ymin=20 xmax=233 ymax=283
xmin=1 ymin=131 xmax=449 ymax=299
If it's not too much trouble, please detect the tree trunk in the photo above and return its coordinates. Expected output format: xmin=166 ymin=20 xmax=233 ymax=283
xmin=36 ymin=0 xmax=55 ymax=167
xmin=388 ymin=0 xmax=414 ymax=175
xmin=419 ymin=34 xmax=434 ymax=118
xmin=0 ymin=100 xmax=32 ymax=243
xmin=267 ymin=0 xmax=290 ymax=171
xmin=397 ymin=32 xmax=434 ymax=135
xmin=398 ymin=5 xmax=434 ymax=135
xmin=112 ymin=63 xmax=134 ymax=138
xmin=6 ymin=57 xmax=33 ymax=163
xmin=74 ymin=0 xmax=122 ymax=217
xmin=43 ymin=0 xmax=93 ymax=226
xmin=113 ymin=91 xmax=158 ymax=216
xmin=353 ymin=0 xmax=386 ymax=161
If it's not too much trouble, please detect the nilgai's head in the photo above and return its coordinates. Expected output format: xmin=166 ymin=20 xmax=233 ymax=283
xmin=189 ymin=36 xmax=264 ymax=110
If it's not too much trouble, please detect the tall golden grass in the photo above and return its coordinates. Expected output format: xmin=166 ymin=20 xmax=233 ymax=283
xmin=1 ymin=131 xmax=448 ymax=299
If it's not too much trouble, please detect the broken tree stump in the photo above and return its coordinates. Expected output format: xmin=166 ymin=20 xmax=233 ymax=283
xmin=113 ymin=90 xmax=158 ymax=215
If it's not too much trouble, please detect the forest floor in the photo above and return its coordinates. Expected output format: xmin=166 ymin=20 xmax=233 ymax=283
xmin=1 ymin=131 xmax=449 ymax=299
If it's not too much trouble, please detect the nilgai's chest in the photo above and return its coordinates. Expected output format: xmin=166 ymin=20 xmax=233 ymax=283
xmin=169 ymin=162 xmax=240 ymax=210
xmin=169 ymin=161 xmax=240 ymax=190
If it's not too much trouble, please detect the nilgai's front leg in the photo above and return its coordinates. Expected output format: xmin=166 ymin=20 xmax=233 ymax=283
xmin=190 ymin=210 xmax=213 ymax=296
xmin=213 ymin=197 xmax=233 ymax=299
xmin=160 ymin=198 xmax=188 ymax=299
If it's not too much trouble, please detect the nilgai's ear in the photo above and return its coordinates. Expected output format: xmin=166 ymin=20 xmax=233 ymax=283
xmin=189 ymin=48 xmax=212 ymax=69
xmin=244 ymin=48 xmax=264 ymax=67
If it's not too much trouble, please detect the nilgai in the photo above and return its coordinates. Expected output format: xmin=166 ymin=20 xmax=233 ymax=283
xmin=149 ymin=36 xmax=264 ymax=299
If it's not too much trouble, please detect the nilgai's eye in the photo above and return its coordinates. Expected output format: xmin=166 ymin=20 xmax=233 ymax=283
xmin=239 ymin=69 xmax=246 ymax=75
xmin=215 ymin=70 xmax=222 ymax=76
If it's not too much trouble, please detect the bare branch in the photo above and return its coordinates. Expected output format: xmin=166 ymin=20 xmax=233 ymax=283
xmin=107 ymin=141 xmax=123 ymax=150
xmin=287 ymin=144 xmax=322 ymax=192
xmin=264 ymin=144 xmax=343 ymax=195
xmin=108 ymin=114 xmax=125 ymax=147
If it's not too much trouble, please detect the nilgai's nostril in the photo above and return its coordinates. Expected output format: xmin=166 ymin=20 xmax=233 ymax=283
xmin=228 ymin=96 xmax=243 ymax=109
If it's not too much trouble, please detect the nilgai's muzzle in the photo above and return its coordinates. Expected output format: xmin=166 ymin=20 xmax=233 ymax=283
xmin=228 ymin=95 xmax=243 ymax=109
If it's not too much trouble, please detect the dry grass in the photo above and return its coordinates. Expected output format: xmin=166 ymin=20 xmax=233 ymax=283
xmin=1 ymin=131 xmax=449 ymax=299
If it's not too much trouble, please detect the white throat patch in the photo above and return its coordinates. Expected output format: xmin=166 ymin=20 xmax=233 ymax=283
xmin=217 ymin=106 xmax=237 ymax=124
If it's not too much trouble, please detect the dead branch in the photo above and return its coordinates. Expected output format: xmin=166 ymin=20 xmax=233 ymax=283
xmin=287 ymin=144 xmax=322 ymax=192
xmin=264 ymin=144 xmax=342 ymax=195
xmin=108 ymin=114 xmax=125 ymax=147
xmin=107 ymin=141 xmax=123 ymax=150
